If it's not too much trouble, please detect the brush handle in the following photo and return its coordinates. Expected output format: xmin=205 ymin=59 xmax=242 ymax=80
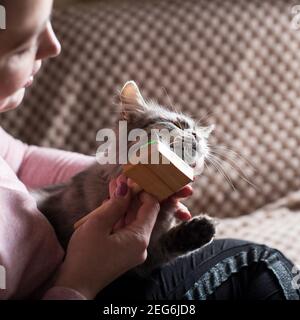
xmin=73 ymin=183 xmax=142 ymax=230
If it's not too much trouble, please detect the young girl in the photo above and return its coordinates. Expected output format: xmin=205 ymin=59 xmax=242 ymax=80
xmin=0 ymin=0 xmax=299 ymax=300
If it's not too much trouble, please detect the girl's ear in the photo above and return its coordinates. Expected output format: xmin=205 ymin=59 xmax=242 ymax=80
xmin=119 ymin=81 xmax=147 ymax=120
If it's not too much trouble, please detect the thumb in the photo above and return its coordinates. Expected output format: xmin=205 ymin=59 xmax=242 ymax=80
xmin=125 ymin=192 xmax=160 ymax=244
xmin=91 ymin=182 xmax=131 ymax=233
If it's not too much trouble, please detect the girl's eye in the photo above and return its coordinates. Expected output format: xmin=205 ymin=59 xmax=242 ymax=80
xmin=16 ymin=47 xmax=32 ymax=56
xmin=175 ymin=120 xmax=190 ymax=130
xmin=16 ymin=49 xmax=28 ymax=56
xmin=15 ymin=42 xmax=38 ymax=57
xmin=174 ymin=121 xmax=184 ymax=129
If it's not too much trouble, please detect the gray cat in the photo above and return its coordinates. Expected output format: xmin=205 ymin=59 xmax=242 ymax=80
xmin=32 ymin=81 xmax=216 ymax=276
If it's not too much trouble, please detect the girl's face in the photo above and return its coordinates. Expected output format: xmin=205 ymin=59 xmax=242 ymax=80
xmin=0 ymin=0 xmax=61 ymax=113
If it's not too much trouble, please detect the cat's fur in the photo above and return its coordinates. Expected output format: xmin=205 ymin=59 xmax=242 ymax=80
xmin=31 ymin=81 xmax=216 ymax=276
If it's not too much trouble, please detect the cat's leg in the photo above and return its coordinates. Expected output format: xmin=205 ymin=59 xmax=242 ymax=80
xmin=159 ymin=214 xmax=216 ymax=255
xmin=134 ymin=214 xmax=216 ymax=277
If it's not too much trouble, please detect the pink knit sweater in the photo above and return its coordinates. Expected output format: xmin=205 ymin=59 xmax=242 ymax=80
xmin=0 ymin=127 xmax=95 ymax=299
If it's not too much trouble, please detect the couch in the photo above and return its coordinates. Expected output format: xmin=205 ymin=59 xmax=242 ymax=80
xmin=1 ymin=0 xmax=300 ymax=266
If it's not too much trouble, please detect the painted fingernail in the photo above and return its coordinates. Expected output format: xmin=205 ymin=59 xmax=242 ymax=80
xmin=115 ymin=182 xmax=128 ymax=197
xmin=176 ymin=211 xmax=192 ymax=221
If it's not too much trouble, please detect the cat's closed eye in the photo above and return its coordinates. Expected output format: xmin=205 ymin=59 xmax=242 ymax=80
xmin=174 ymin=120 xmax=190 ymax=130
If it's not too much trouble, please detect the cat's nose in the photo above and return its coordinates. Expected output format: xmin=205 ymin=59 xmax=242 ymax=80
xmin=190 ymin=162 xmax=196 ymax=168
xmin=192 ymin=140 xmax=197 ymax=152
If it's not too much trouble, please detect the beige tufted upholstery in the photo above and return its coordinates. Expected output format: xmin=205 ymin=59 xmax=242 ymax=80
xmin=1 ymin=0 xmax=300 ymax=265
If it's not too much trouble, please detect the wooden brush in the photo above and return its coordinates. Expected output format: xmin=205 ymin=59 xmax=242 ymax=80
xmin=74 ymin=140 xmax=194 ymax=230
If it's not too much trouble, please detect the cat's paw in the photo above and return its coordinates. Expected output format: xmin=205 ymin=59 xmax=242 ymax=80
xmin=163 ymin=214 xmax=216 ymax=254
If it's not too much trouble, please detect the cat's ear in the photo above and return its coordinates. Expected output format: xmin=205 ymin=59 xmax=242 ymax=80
xmin=201 ymin=124 xmax=215 ymax=138
xmin=119 ymin=81 xmax=147 ymax=120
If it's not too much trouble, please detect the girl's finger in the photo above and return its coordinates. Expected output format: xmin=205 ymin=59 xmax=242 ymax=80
xmin=102 ymin=198 xmax=109 ymax=205
xmin=109 ymin=178 xmax=117 ymax=198
xmin=126 ymin=192 xmax=160 ymax=242
xmin=116 ymin=174 xmax=128 ymax=185
xmin=90 ymin=181 xmax=132 ymax=233
xmin=109 ymin=174 xmax=128 ymax=199
xmin=113 ymin=216 xmax=126 ymax=232
xmin=124 ymin=198 xmax=140 ymax=225
xmin=171 ymin=185 xmax=193 ymax=200
xmin=175 ymin=202 xmax=192 ymax=221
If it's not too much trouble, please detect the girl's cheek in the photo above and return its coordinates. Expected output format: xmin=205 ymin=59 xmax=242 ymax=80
xmin=0 ymin=53 xmax=34 ymax=99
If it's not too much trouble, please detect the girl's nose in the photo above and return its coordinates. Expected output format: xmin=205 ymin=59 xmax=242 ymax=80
xmin=36 ymin=22 xmax=61 ymax=60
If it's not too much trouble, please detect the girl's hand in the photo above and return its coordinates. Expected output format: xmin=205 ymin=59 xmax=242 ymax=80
xmin=112 ymin=182 xmax=193 ymax=232
xmin=54 ymin=175 xmax=160 ymax=299
xmin=161 ymin=185 xmax=193 ymax=221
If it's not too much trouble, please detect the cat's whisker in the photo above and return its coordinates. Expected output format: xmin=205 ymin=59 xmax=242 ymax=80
xmin=207 ymin=156 xmax=237 ymax=192
xmin=210 ymin=154 xmax=259 ymax=191
xmin=161 ymin=87 xmax=179 ymax=114
xmin=209 ymin=149 xmax=252 ymax=178
xmin=166 ymin=103 xmax=185 ymax=130
xmin=206 ymin=154 xmax=237 ymax=191
xmin=203 ymin=160 xmax=213 ymax=176
xmin=209 ymin=148 xmax=256 ymax=176
xmin=209 ymin=145 xmax=250 ymax=167
xmin=209 ymin=143 xmax=243 ymax=161
xmin=208 ymin=144 xmax=258 ymax=172
xmin=195 ymin=108 xmax=220 ymax=125
xmin=211 ymin=151 xmax=260 ymax=191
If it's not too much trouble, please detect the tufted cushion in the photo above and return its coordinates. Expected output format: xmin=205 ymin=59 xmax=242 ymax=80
xmin=217 ymin=190 xmax=300 ymax=266
xmin=1 ymin=0 xmax=300 ymax=263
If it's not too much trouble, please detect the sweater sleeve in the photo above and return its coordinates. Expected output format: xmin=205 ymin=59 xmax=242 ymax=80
xmin=0 ymin=155 xmax=65 ymax=300
xmin=0 ymin=128 xmax=94 ymax=300
xmin=0 ymin=157 xmax=88 ymax=300
xmin=0 ymin=127 xmax=95 ymax=188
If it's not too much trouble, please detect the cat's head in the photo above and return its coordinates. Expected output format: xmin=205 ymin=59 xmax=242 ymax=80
xmin=118 ymin=81 xmax=214 ymax=175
